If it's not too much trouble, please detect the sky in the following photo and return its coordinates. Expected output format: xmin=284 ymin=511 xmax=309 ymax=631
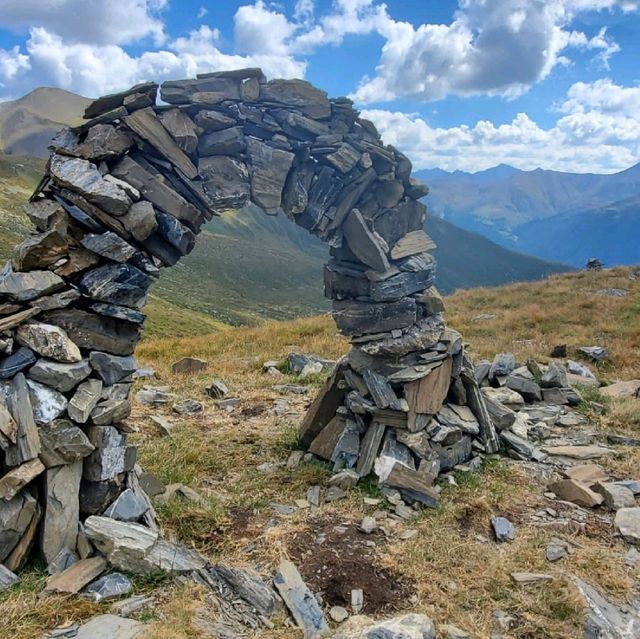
xmin=0 ymin=0 xmax=639 ymax=174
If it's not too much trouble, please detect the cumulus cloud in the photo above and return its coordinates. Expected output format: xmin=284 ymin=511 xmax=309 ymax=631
xmin=0 ymin=0 xmax=168 ymax=46
xmin=352 ymin=0 xmax=638 ymax=103
xmin=363 ymin=79 xmax=640 ymax=174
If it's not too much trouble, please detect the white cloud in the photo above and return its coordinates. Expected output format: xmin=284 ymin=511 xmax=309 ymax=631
xmin=0 ymin=0 xmax=168 ymax=46
xmin=363 ymin=80 xmax=640 ymax=174
xmin=351 ymin=0 xmax=637 ymax=103
xmin=0 ymin=24 xmax=305 ymax=99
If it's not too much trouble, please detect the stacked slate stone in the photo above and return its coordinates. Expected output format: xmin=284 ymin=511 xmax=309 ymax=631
xmin=0 ymin=68 xmax=498 ymax=570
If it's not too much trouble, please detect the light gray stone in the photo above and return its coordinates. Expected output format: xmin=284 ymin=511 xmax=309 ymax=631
xmin=332 ymin=614 xmax=436 ymax=639
xmin=27 ymin=379 xmax=68 ymax=425
xmin=28 ymin=358 xmax=92 ymax=392
xmin=16 ymin=322 xmax=81 ymax=363
xmin=39 ymin=419 xmax=94 ymax=467
xmin=0 ymin=564 xmax=20 ymax=591
xmin=614 ymin=508 xmax=640 ymax=543
xmin=491 ymin=516 xmax=516 ymax=542
xmin=68 ymin=379 xmax=103 ymax=423
xmin=82 ymin=572 xmax=132 ymax=602
xmin=103 ymin=488 xmax=149 ymax=522
xmin=41 ymin=460 xmax=82 ymax=564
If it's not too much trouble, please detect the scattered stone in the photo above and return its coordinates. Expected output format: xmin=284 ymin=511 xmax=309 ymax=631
xmin=548 ymin=479 xmax=603 ymax=508
xmin=594 ymin=482 xmax=637 ymax=510
xmin=579 ymin=346 xmax=608 ymax=362
xmin=135 ymin=387 xmax=173 ymax=406
xmin=84 ymin=516 xmax=205 ymax=574
xmin=273 ymin=560 xmax=329 ymax=637
xmin=360 ymin=516 xmax=377 ymax=534
xmin=505 ymin=373 xmax=542 ymax=402
xmin=0 ymin=457 xmax=45 ymax=501
xmin=561 ymin=464 xmax=609 ymax=486
xmin=0 ymin=564 xmax=20 ymax=591
xmin=481 ymin=386 xmax=525 ymax=409
xmin=614 ymin=508 xmax=640 ymax=543
xmin=571 ymin=575 xmax=640 ymax=639
xmin=510 ymin=572 xmax=553 ymax=585
xmin=47 ymin=547 xmax=79 ymax=575
xmin=601 ymin=380 xmax=640 ymax=399
xmin=330 ymin=606 xmax=349 ymax=623
xmin=541 ymin=362 xmax=568 ymax=388
xmin=542 ymin=445 xmax=613 ymax=460
xmin=205 ymin=379 xmax=228 ymax=399
xmin=351 ymin=588 xmax=364 ymax=614
xmin=111 ymin=595 xmax=155 ymax=617
xmin=491 ymin=516 xmax=516 ymax=542
xmin=332 ymin=614 xmax=436 ymax=639
xmin=216 ymin=397 xmax=240 ymax=412
xmin=566 ymin=360 xmax=596 ymax=380
xmin=82 ymin=572 xmax=132 ymax=602
xmin=64 ymin=614 xmax=146 ymax=639
xmin=172 ymin=399 xmax=203 ymax=415
xmin=546 ymin=539 xmax=569 ymax=562
xmin=171 ymin=357 xmax=208 ymax=374
xmin=43 ymin=556 xmax=107 ymax=595
xmin=89 ymin=352 xmax=136 ymax=385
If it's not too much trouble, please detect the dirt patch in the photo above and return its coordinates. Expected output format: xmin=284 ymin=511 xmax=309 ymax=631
xmin=240 ymin=403 xmax=268 ymax=418
xmin=286 ymin=514 xmax=414 ymax=614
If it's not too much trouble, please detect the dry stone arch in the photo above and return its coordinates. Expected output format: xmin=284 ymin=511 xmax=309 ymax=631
xmin=0 ymin=69 xmax=499 ymax=568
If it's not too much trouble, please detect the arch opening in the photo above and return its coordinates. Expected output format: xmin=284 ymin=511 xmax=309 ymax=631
xmin=0 ymin=69 xmax=498 ymax=568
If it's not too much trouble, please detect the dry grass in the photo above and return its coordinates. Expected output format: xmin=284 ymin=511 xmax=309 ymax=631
xmin=4 ymin=267 xmax=640 ymax=638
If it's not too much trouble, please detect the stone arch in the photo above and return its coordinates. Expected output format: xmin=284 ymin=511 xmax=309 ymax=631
xmin=0 ymin=69 xmax=498 ymax=568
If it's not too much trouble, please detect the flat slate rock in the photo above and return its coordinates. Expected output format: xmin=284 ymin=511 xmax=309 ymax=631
xmin=332 ymin=614 xmax=436 ymax=639
xmin=0 ymin=270 xmax=65 ymax=302
xmin=273 ymin=559 xmax=329 ymax=636
xmin=43 ymin=556 xmax=107 ymax=595
xmin=0 ymin=564 xmax=20 ymax=591
xmin=28 ymin=358 xmax=92 ymax=392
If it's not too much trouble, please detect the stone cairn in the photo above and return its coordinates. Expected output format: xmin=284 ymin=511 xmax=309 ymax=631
xmin=0 ymin=68 xmax=498 ymax=572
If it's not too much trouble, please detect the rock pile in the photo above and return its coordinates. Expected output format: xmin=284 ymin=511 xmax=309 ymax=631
xmin=0 ymin=68 xmax=497 ymax=571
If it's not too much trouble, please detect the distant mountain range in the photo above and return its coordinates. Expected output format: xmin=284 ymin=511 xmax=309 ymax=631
xmin=0 ymin=87 xmax=573 ymax=326
xmin=417 ymin=163 xmax=640 ymax=267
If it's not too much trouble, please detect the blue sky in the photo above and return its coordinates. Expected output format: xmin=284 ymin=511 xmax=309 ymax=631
xmin=1 ymin=0 xmax=639 ymax=173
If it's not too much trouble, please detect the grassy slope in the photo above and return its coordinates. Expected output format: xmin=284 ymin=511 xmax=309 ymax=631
xmin=3 ymin=268 xmax=640 ymax=638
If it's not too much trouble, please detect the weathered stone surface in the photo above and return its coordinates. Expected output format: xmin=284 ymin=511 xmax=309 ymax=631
xmin=41 ymin=460 xmax=83 ymax=564
xmin=118 ymin=200 xmax=158 ymax=242
xmin=78 ymin=262 xmax=150 ymax=308
xmin=614 ymin=507 xmax=640 ymax=543
xmin=0 ymin=346 xmax=37 ymax=379
xmin=158 ymin=108 xmax=198 ymax=155
xmin=541 ymin=362 xmax=568 ymax=388
xmin=325 ymin=143 xmax=360 ymax=173
xmin=481 ymin=386 xmax=525 ymax=409
xmin=542 ymin=445 xmax=613 ymax=460
xmin=43 ymin=556 xmax=107 ymax=595
xmin=50 ymin=154 xmax=131 ymax=216
xmin=123 ymin=108 xmax=198 ymax=178
xmin=84 ymin=81 xmax=157 ymax=118
xmin=103 ymin=488 xmax=149 ymax=522
xmin=547 ymin=479 xmax=603 ymax=508
xmin=43 ymin=309 xmax=141 ymax=356
xmin=601 ymin=380 xmax=640 ymax=399
xmin=5 ymin=373 xmax=41 ymax=467
xmin=561 ymin=464 xmax=609 ymax=486
xmin=571 ymin=576 xmax=640 ymax=639
xmin=171 ymin=357 xmax=208 ymax=374
xmin=28 ymin=358 xmax=91 ymax=392
xmin=199 ymin=155 xmax=250 ymax=209
xmin=90 ymin=351 xmax=136 ymax=385
xmin=39 ymin=419 xmax=95 ymax=467
xmin=84 ymin=425 xmax=136 ymax=482
xmin=83 ymin=572 xmax=133 ymax=602
xmin=594 ymin=482 xmax=637 ymax=510
xmin=0 ymin=270 xmax=64 ymax=302
xmin=505 ymin=373 xmax=542 ymax=402
xmin=0 ymin=490 xmax=38 ymax=562
xmin=511 ymin=572 xmax=553 ymax=585
xmin=17 ymin=322 xmax=81 ymax=363
xmin=483 ymin=394 xmax=516 ymax=430
xmin=80 ymin=476 xmax=125 ymax=514
xmin=27 ymin=379 xmax=68 ymax=425
xmin=343 ymin=209 xmax=390 ymax=273
xmin=71 ymin=613 xmax=146 ymax=639
xmin=390 ymin=230 xmax=436 ymax=260
xmin=68 ymin=379 xmax=103 ymax=423
xmin=194 ymin=109 xmax=237 ymax=131
xmin=332 ymin=614 xmax=436 ymax=639
xmin=198 ymin=126 xmax=246 ymax=156
xmin=334 ymin=299 xmax=416 ymax=336
xmin=260 ymin=79 xmax=331 ymax=118
xmin=75 ymin=124 xmax=133 ymax=161
xmin=273 ymin=559 xmax=329 ymax=636
xmin=90 ymin=302 xmax=146 ymax=325
xmin=0 ymin=564 xmax=20 ymax=591
xmin=246 ymin=138 xmax=295 ymax=211
xmin=91 ymin=399 xmax=132 ymax=425
xmin=0 ymin=457 xmax=45 ymax=501
xmin=385 ymin=463 xmax=439 ymax=507
xmin=81 ymin=232 xmax=136 ymax=263
xmin=84 ymin=515 xmax=205 ymax=574
xmin=405 ymin=357 xmax=453 ymax=418
xmin=12 ymin=227 xmax=68 ymax=271
xmin=500 ymin=430 xmax=546 ymax=462
xmin=492 ymin=516 xmax=516 ymax=542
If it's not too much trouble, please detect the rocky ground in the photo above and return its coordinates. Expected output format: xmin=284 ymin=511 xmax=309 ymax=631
xmin=1 ymin=267 xmax=639 ymax=638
